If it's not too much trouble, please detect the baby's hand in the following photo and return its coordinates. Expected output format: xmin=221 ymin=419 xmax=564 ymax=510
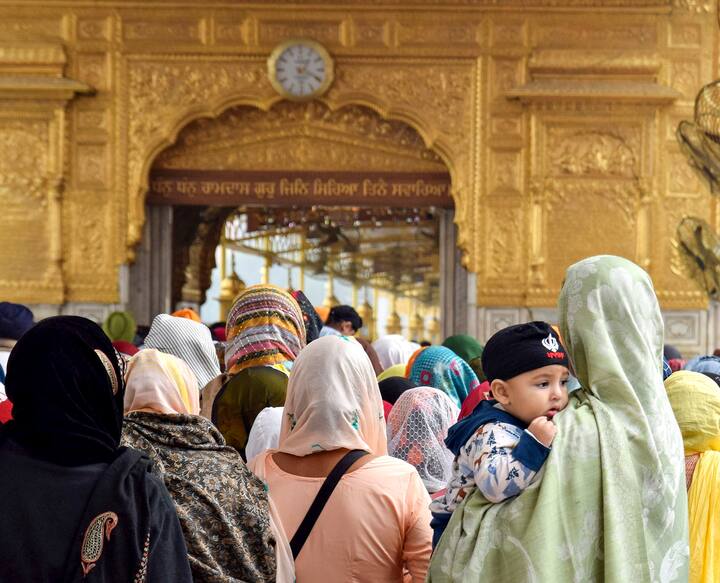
xmin=528 ymin=416 xmax=557 ymax=447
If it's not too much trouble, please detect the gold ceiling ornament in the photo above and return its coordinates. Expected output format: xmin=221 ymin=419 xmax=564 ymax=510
xmin=267 ymin=39 xmax=334 ymax=102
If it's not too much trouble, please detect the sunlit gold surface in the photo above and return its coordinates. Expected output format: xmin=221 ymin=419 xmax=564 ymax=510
xmin=0 ymin=0 xmax=715 ymax=309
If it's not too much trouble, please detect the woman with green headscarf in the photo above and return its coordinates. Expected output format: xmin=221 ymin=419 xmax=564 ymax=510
xmin=428 ymin=255 xmax=688 ymax=582
xmin=442 ymin=334 xmax=485 ymax=382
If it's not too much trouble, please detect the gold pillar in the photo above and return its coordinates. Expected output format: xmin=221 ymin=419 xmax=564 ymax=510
xmin=352 ymin=281 xmax=359 ymax=309
xmin=299 ymin=233 xmax=306 ymax=291
xmin=409 ymin=300 xmax=425 ymax=342
xmin=357 ymin=292 xmax=375 ymax=341
xmin=323 ymin=270 xmax=340 ymax=308
xmin=427 ymin=307 xmax=441 ymax=345
xmin=386 ymin=293 xmax=402 ymax=335
xmin=217 ymin=252 xmax=246 ymax=321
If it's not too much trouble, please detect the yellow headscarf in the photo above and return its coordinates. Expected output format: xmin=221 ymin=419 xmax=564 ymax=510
xmin=665 ymin=370 xmax=720 ymax=583
xmin=124 ymin=349 xmax=200 ymax=416
xmin=377 ymin=363 xmax=406 ymax=382
xmin=665 ymin=371 xmax=720 ymax=455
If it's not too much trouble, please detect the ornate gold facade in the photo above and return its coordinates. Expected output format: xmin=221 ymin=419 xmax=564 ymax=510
xmin=0 ymin=0 xmax=716 ymax=310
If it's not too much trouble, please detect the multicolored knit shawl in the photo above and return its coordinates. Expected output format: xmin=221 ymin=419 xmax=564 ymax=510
xmin=225 ymin=284 xmax=306 ymax=375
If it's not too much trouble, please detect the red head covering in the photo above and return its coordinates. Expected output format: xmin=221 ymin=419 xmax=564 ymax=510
xmin=112 ymin=340 xmax=139 ymax=357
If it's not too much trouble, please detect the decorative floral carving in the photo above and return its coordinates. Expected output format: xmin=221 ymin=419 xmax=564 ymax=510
xmin=77 ymin=18 xmax=110 ymax=41
xmin=671 ymin=60 xmax=701 ymax=101
xmin=485 ymin=206 xmax=523 ymax=280
xmin=353 ymin=20 xmax=389 ymax=47
xmin=547 ymin=128 xmax=640 ymax=178
xmin=534 ymin=24 xmax=656 ymax=47
xmin=0 ymin=121 xmax=50 ymax=205
xmin=123 ymin=20 xmax=203 ymax=42
xmin=153 ymin=101 xmax=445 ymax=172
xmin=669 ymin=23 xmax=702 ymax=48
xmin=76 ymin=54 xmax=109 ymax=92
xmin=76 ymin=144 xmax=108 ymax=186
xmin=671 ymin=0 xmax=712 ymax=13
xmin=396 ymin=21 xmax=479 ymax=47
xmin=258 ymin=19 xmax=342 ymax=45
xmin=324 ymin=63 xmax=473 ymax=166
xmin=668 ymin=152 xmax=700 ymax=195
xmin=126 ymin=59 xmax=269 ymax=219
xmin=489 ymin=150 xmax=522 ymax=192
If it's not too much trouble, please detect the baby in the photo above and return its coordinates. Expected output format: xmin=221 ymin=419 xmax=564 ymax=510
xmin=430 ymin=321 xmax=570 ymax=546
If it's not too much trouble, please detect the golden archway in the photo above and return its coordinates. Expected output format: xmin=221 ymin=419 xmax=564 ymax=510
xmin=123 ymin=56 xmax=477 ymax=267
xmin=146 ymin=100 xmax=453 ymax=308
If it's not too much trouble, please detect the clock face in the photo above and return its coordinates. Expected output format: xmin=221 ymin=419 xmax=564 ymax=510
xmin=269 ymin=40 xmax=334 ymax=100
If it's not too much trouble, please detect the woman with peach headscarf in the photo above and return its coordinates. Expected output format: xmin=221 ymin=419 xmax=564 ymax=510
xmin=122 ymin=349 xmax=276 ymax=582
xmin=250 ymin=335 xmax=432 ymax=582
xmin=665 ymin=370 xmax=720 ymax=583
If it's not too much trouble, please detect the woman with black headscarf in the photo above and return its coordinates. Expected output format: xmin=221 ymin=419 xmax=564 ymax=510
xmin=0 ymin=316 xmax=192 ymax=582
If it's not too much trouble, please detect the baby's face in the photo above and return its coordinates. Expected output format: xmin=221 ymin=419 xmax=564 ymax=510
xmin=498 ymin=365 xmax=570 ymax=424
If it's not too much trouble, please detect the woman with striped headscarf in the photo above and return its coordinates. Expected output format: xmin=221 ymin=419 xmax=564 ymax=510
xmin=206 ymin=284 xmax=306 ymax=459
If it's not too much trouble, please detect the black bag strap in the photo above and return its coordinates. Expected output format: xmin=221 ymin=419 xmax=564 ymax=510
xmin=289 ymin=449 xmax=369 ymax=559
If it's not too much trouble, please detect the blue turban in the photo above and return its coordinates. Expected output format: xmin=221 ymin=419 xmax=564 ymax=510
xmin=0 ymin=302 xmax=34 ymax=340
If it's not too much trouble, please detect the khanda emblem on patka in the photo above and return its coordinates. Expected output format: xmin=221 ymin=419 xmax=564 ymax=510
xmin=541 ymin=333 xmax=560 ymax=354
xmin=80 ymin=511 xmax=119 ymax=576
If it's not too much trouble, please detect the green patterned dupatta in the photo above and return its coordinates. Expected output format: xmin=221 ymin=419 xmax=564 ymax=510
xmin=428 ymin=256 xmax=688 ymax=583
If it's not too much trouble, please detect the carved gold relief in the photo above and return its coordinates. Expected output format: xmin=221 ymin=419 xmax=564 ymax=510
xmin=484 ymin=205 xmax=524 ymax=284
xmin=154 ymin=101 xmax=445 ymax=173
xmin=546 ymin=128 xmax=639 ymax=179
xmin=257 ymin=18 xmax=346 ymax=47
xmin=668 ymin=22 xmax=702 ymax=48
xmin=671 ymin=60 xmax=702 ymax=101
xmin=75 ymin=54 xmax=110 ymax=92
xmin=123 ymin=19 xmax=206 ymax=43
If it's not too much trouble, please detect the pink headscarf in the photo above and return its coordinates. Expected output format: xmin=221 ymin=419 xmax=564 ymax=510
xmin=124 ymin=349 xmax=200 ymax=416
xmin=278 ymin=335 xmax=388 ymax=456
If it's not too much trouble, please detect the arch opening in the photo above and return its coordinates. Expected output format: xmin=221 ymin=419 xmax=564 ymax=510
xmin=129 ymin=100 xmax=466 ymax=341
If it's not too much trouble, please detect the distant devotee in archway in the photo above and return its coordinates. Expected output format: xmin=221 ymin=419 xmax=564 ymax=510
xmin=319 ymin=304 xmax=363 ymax=338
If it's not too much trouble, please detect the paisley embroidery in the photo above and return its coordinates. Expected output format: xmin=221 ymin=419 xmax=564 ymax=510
xmin=80 ymin=511 xmax=118 ymax=576
xmin=133 ymin=531 xmax=150 ymax=583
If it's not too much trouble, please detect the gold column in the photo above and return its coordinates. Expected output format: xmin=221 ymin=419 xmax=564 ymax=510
xmin=323 ymin=270 xmax=340 ymax=308
xmin=357 ymin=286 xmax=375 ymax=341
xmin=299 ymin=233 xmax=306 ymax=291
xmin=352 ymin=281 xmax=359 ymax=308
xmin=409 ymin=299 xmax=425 ymax=342
xmin=427 ymin=306 xmax=441 ymax=345
xmin=260 ymin=235 xmax=271 ymax=284
xmin=217 ymin=252 xmax=246 ymax=321
xmin=386 ymin=293 xmax=402 ymax=335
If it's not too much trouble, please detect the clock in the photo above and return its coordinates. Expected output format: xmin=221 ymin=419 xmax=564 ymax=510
xmin=268 ymin=39 xmax=334 ymax=101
